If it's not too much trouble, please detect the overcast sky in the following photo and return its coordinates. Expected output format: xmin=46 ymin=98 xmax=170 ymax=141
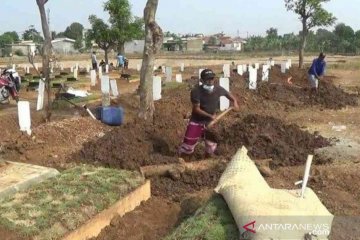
xmin=1 ymin=0 xmax=359 ymax=38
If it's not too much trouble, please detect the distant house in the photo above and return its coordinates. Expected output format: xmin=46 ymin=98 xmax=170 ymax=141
xmin=219 ymin=37 xmax=246 ymax=51
xmin=7 ymin=41 xmax=38 ymax=56
xmin=52 ymin=38 xmax=77 ymax=55
xmin=185 ymin=38 xmax=204 ymax=52
xmin=124 ymin=40 xmax=145 ymax=54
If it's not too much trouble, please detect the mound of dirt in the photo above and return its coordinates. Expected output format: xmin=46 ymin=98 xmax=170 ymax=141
xmin=212 ymin=114 xmax=331 ymax=167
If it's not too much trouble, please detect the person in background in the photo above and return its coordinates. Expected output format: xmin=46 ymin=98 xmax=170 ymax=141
xmin=179 ymin=69 xmax=239 ymax=158
xmin=91 ymin=51 xmax=97 ymax=70
xmin=117 ymin=53 xmax=125 ymax=70
xmin=308 ymin=52 xmax=326 ymax=96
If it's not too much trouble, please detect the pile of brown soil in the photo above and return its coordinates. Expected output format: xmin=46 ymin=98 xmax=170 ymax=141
xmin=212 ymin=114 xmax=331 ymax=167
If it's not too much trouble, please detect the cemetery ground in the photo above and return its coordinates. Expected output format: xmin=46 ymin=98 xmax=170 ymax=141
xmin=0 ymin=56 xmax=360 ymax=239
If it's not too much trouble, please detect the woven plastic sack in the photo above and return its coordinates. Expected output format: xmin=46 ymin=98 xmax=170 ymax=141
xmin=215 ymin=147 xmax=333 ymax=239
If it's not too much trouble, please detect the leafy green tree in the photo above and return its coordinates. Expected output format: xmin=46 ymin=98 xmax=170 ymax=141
xmin=86 ymin=15 xmax=116 ymax=63
xmin=64 ymin=22 xmax=84 ymax=40
xmin=104 ymin=0 xmax=145 ymax=54
xmin=285 ymin=0 xmax=336 ymax=68
xmin=2 ymin=32 xmax=20 ymax=43
xmin=23 ymin=25 xmax=44 ymax=43
xmin=355 ymin=30 xmax=360 ymax=54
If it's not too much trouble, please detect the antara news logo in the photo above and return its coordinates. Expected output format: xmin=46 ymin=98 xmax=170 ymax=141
xmin=240 ymin=220 xmax=331 ymax=238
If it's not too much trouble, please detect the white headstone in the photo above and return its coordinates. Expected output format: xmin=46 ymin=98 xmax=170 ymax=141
xmin=26 ymin=66 xmax=30 ymax=74
xmin=271 ymin=60 xmax=275 ymax=66
xmin=18 ymin=101 xmax=31 ymax=135
xmin=162 ymin=66 xmax=166 ymax=74
xmin=98 ymin=68 xmax=103 ymax=79
xmin=198 ymin=68 xmax=204 ymax=85
xmin=285 ymin=61 xmax=290 ymax=70
xmin=281 ymin=63 xmax=287 ymax=73
xmin=219 ymin=78 xmax=230 ymax=111
xmin=237 ymin=65 xmax=243 ymax=76
xmin=12 ymin=64 xmax=16 ymax=70
xmin=153 ymin=66 xmax=157 ymax=71
xmin=105 ymin=64 xmax=109 ymax=73
xmin=76 ymin=63 xmax=79 ymax=70
xmin=34 ymin=63 xmax=38 ymax=70
xmin=288 ymin=59 xmax=292 ymax=68
xmin=255 ymin=63 xmax=260 ymax=70
xmin=60 ymin=64 xmax=64 ymax=71
xmin=166 ymin=67 xmax=172 ymax=82
xmin=137 ymin=64 xmax=141 ymax=71
xmin=73 ymin=69 xmax=78 ymax=79
xmin=90 ymin=70 xmax=96 ymax=86
xmin=86 ymin=65 xmax=90 ymax=73
xmin=110 ymin=79 xmax=119 ymax=97
xmin=153 ymin=76 xmax=162 ymax=101
xmin=180 ymin=63 xmax=185 ymax=72
xmin=262 ymin=65 xmax=270 ymax=82
xmin=249 ymin=68 xmax=257 ymax=90
xmin=176 ymin=74 xmax=182 ymax=83
xmin=36 ymin=79 xmax=45 ymax=111
xmin=243 ymin=64 xmax=247 ymax=72
xmin=101 ymin=76 xmax=110 ymax=94
xmin=223 ymin=64 xmax=230 ymax=78
xmin=50 ymin=66 xmax=53 ymax=73
xmin=70 ymin=67 xmax=74 ymax=73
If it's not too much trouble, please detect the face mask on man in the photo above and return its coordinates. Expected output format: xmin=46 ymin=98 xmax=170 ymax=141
xmin=202 ymin=84 xmax=214 ymax=92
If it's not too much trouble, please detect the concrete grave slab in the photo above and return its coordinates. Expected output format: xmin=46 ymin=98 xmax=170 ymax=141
xmin=153 ymin=76 xmax=162 ymax=101
xmin=219 ymin=78 xmax=230 ymax=111
xmin=0 ymin=161 xmax=59 ymax=201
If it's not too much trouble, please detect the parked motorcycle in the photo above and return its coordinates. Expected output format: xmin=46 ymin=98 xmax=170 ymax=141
xmin=0 ymin=69 xmax=21 ymax=104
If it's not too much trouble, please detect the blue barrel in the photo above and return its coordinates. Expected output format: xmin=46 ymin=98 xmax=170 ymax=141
xmin=101 ymin=107 xmax=124 ymax=126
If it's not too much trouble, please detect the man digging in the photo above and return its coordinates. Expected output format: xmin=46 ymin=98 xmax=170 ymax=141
xmin=179 ymin=69 xmax=239 ymax=158
xmin=308 ymin=52 xmax=327 ymax=97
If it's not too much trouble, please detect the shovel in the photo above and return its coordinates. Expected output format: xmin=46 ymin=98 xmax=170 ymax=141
xmin=207 ymin=107 xmax=233 ymax=129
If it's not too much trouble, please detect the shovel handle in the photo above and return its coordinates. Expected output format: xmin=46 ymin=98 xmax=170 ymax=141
xmin=207 ymin=107 xmax=233 ymax=128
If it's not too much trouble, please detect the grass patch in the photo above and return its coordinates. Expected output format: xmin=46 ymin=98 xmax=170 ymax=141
xmin=165 ymin=195 xmax=238 ymax=240
xmin=0 ymin=165 xmax=144 ymax=240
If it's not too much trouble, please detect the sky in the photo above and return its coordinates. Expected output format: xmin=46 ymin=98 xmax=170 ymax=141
xmin=1 ymin=0 xmax=360 ymax=38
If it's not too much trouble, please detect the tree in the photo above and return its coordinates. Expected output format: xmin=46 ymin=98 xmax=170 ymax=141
xmin=138 ymin=0 xmax=163 ymax=120
xmin=285 ymin=0 xmax=336 ymax=68
xmin=104 ymin=0 xmax=145 ymax=54
xmin=64 ymin=22 xmax=84 ymax=40
xmin=333 ymin=23 xmax=355 ymax=53
xmin=86 ymin=15 xmax=116 ymax=63
xmin=355 ymin=30 xmax=360 ymax=54
xmin=36 ymin=0 xmax=53 ymax=121
xmin=23 ymin=25 xmax=44 ymax=43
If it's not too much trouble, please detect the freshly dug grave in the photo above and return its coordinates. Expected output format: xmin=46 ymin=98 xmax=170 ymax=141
xmin=211 ymin=114 xmax=331 ymax=167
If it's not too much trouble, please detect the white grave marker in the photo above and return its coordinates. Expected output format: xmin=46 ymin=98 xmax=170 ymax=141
xmin=34 ymin=63 xmax=38 ymax=70
xmin=223 ymin=64 xmax=230 ymax=78
xmin=26 ymin=66 xmax=30 ymax=74
xmin=110 ymin=79 xmax=119 ymax=97
xmin=105 ymin=64 xmax=109 ymax=73
xmin=12 ymin=64 xmax=16 ymax=70
xmin=219 ymin=78 xmax=230 ymax=111
xmin=180 ymin=63 xmax=185 ymax=72
xmin=249 ymin=68 xmax=257 ymax=90
xmin=90 ymin=70 xmax=96 ymax=86
xmin=86 ymin=65 xmax=90 ymax=73
xmin=98 ymin=68 xmax=103 ymax=79
xmin=73 ymin=69 xmax=78 ymax=79
xmin=36 ymin=79 xmax=45 ymax=111
xmin=162 ymin=66 xmax=166 ymax=74
xmin=70 ymin=67 xmax=74 ymax=73
xmin=76 ymin=63 xmax=79 ymax=70
xmin=237 ymin=65 xmax=243 ymax=76
xmin=271 ymin=60 xmax=275 ymax=66
xmin=176 ymin=74 xmax=182 ymax=83
xmin=255 ymin=63 xmax=260 ymax=70
xmin=101 ymin=75 xmax=110 ymax=107
xmin=243 ymin=64 xmax=247 ymax=72
xmin=166 ymin=67 xmax=172 ymax=82
xmin=287 ymin=59 xmax=292 ymax=68
xmin=153 ymin=76 xmax=162 ymax=101
xmin=281 ymin=63 xmax=287 ymax=73
xmin=198 ymin=69 xmax=204 ymax=85
xmin=262 ymin=65 xmax=270 ymax=82
xmin=18 ymin=101 xmax=31 ymax=135
xmin=137 ymin=64 xmax=141 ymax=71
xmin=60 ymin=64 xmax=64 ymax=71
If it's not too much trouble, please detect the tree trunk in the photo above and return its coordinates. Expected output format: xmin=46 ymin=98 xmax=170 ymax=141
xmin=104 ymin=48 xmax=109 ymax=64
xmin=138 ymin=0 xmax=163 ymax=121
xmin=36 ymin=0 xmax=52 ymax=121
xmin=299 ymin=19 xmax=308 ymax=69
xmin=117 ymin=43 xmax=125 ymax=55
